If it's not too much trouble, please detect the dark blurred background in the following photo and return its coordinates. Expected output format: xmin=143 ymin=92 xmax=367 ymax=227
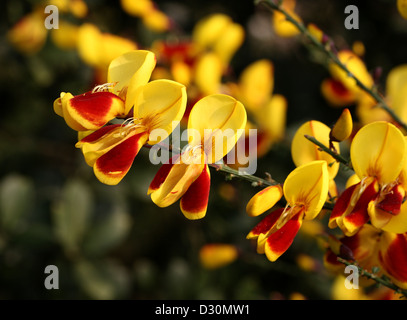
xmin=0 ymin=0 xmax=406 ymax=299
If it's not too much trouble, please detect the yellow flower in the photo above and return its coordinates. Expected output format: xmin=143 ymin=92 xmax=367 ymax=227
xmin=148 ymin=94 xmax=247 ymax=219
xmin=247 ymin=161 xmax=329 ymax=261
xmin=68 ymin=50 xmax=187 ymax=185
xmin=329 ymin=121 xmax=407 ymax=236
xmin=199 ymin=244 xmax=239 ymax=269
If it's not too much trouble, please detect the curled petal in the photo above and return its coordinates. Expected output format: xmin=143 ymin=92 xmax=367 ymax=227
xmin=134 ymin=79 xmax=187 ymax=144
xmin=283 ymin=160 xmax=329 ymax=220
xmin=351 ymin=121 xmax=407 ymax=185
xmin=149 ymin=156 xmax=205 ymax=208
xmin=263 ymin=212 xmax=303 ymax=262
xmin=58 ymin=91 xmax=125 ymax=131
xmin=108 ymin=50 xmax=156 ymax=114
xmin=180 ymin=164 xmax=211 ymax=220
xmin=291 ymin=120 xmax=339 ymax=180
xmin=188 ymin=94 xmax=247 ymax=163
xmin=93 ymin=130 xmax=149 ymax=185
xmin=382 ymin=201 xmax=407 ymax=234
xmin=238 ymin=59 xmax=274 ymax=111
xmin=329 ymin=178 xmax=379 ymax=236
xmin=379 ymin=233 xmax=407 ymax=289
xmin=330 ymin=108 xmax=353 ymax=142
xmin=246 ymin=185 xmax=283 ymax=217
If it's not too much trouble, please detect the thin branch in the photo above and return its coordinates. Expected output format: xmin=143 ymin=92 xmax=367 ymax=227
xmin=256 ymin=0 xmax=407 ymax=132
xmin=337 ymin=257 xmax=407 ymax=298
xmin=304 ymin=134 xmax=352 ymax=168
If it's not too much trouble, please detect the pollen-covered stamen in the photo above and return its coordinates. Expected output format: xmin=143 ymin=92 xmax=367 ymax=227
xmin=112 ymin=117 xmax=146 ymax=138
xmin=274 ymin=203 xmax=305 ymax=231
xmin=181 ymin=144 xmax=205 ymax=165
xmin=92 ymin=82 xmax=118 ymax=93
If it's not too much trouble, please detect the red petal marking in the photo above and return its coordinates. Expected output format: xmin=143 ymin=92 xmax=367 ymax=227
xmin=264 ymin=212 xmax=302 ymax=261
xmin=69 ymin=91 xmax=123 ymax=127
xmin=329 ymin=78 xmax=352 ymax=97
xmin=343 ymin=180 xmax=378 ymax=228
xmin=330 ymin=183 xmax=358 ymax=220
xmin=249 ymin=208 xmax=284 ymax=238
xmin=79 ymin=124 xmax=122 ymax=143
xmin=377 ymin=184 xmax=404 ymax=215
xmin=94 ymin=131 xmax=148 ymax=185
xmin=148 ymin=153 xmax=181 ymax=193
xmin=180 ymin=165 xmax=211 ymax=219
xmin=379 ymin=234 xmax=407 ymax=285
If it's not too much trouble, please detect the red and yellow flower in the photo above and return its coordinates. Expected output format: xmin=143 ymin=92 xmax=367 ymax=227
xmin=329 ymin=121 xmax=407 ymax=236
xmin=148 ymin=94 xmax=247 ymax=219
xmin=247 ymin=160 xmax=329 ymax=261
xmin=54 ymin=50 xmax=187 ymax=185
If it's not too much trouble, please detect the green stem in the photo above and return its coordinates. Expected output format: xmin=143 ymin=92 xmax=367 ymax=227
xmin=256 ymin=0 xmax=407 ymax=132
xmin=337 ymin=257 xmax=407 ymax=298
xmin=304 ymin=134 xmax=351 ymax=168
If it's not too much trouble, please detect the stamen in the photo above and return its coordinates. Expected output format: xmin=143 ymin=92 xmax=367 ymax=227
xmin=92 ymin=82 xmax=118 ymax=93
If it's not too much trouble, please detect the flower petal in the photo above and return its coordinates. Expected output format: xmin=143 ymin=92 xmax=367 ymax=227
xmin=188 ymin=94 xmax=247 ymax=163
xmin=378 ymin=233 xmax=407 ymax=289
xmin=263 ymin=212 xmax=303 ymax=262
xmin=291 ymin=120 xmax=339 ymax=180
xmin=247 ymin=208 xmax=283 ymax=240
xmin=150 ymin=158 xmax=205 ymax=208
xmin=194 ymin=52 xmax=223 ymax=95
xmin=199 ymin=243 xmax=238 ymax=269
xmin=283 ymin=160 xmax=329 ymax=220
xmin=134 ymin=79 xmax=187 ymax=144
xmin=93 ymin=130 xmax=149 ymax=185
xmin=382 ymin=201 xmax=407 ymax=234
xmin=320 ymin=78 xmax=356 ymax=107
xmin=63 ymin=91 xmax=125 ymax=130
xmin=350 ymin=121 xmax=407 ymax=185
xmin=330 ymin=108 xmax=353 ymax=142
xmin=246 ymin=185 xmax=283 ymax=217
xmin=180 ymin=164 xmax=211 ymax=220
xmin=108 ymin=50 xmax=156 ymax=114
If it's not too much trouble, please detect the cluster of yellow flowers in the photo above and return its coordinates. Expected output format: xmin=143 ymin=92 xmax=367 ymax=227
xmin=9 ymin=0 xmax=407 ymax=297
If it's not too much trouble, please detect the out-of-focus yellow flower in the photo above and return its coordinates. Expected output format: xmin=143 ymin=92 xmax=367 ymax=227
xmin=120 ymin=0 xmax=171 ymax=32
xmin=50 ymin=21 xmax=79 ymax=50
xmin=272 ymin=0 xmax=301 ymax=38
xmin=199 ymin=244 xmax=239 ymax=269
xmin=77 ymin=23 xmax=138 ymax=71
xmin=7 ymin=9 xmax=48 ymax=55
xmin=247 ymin=161 xmax=329 ymax=261
xmin=194 ymin=52 xmax=223 ymax=95
xmin=307 ymin=23 xmax=323 ymax=42
xmin=47 ymin=0 xmax=88 ymax=18
xmin=397 ymin=0 xmax=407 ymax=19
xmin=192 ymin=13 xmax=245 ymax=67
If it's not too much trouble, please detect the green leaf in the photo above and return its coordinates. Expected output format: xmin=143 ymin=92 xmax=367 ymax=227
xmin=52 ymin=179 xmax=93 ymax=256
xmin=74 ymin=259 xmax=130 ymax=300
xmin=0 ymin=174 xmax=35 ymax=233
xmin=83 ymin=204 xmax=132 ymax=257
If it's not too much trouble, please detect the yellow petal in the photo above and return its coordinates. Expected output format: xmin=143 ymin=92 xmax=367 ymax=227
xmin=382 ymin=201 xmax=407 ymax=233
xmin=213 ymin=22 xmax=245 ymax=65
xmin=50 ymin=21 xmax=79 ymax=50
xmin=283 ymin=160 xmax=329 ymax=220
xmin=199 ymin=244 xmax=238 ymax=269
xmin=345 ymin=173 xmax=361 ymax=188
xmin=238 ymin=59 xmax=274 ymax=111
xmin=330 ymin=108 xmax=353 ymax=142
xmin=187 ymin=94 xmax=247 ymax=163
xmin=329 ymin=50 xmax=374 ymax=96
xmin=108 ymin=50 xmax=156 ymax=115
xmin=272 ymin=0 xmax=301 ymax=38
xmin=133 ymin=79 xmax=187 ymax=144
xmin=246 ymin=185 xmax=283 ymax=217
xmin=350 ymin=121 xmax=407 ymax=184
xmin=397 ymin=0 xmax=407 ymax=19
xmin=291 ymin=120 xmax=340 ymax=179
xmin=192 ymin=14 xmax=232 ymax=49
xmin=150 ymin=162 xmax=205 ymax=207
xmin=194 ymin=52 xmax=222 ymax=95
xmin=386 ymin=65 xmax=407 ymax=123
xmin=120 ymin=0 xmax=154 ymax=16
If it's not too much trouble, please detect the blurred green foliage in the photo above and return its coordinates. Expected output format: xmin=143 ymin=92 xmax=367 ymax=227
xmin=1 ymin=0 xmax=407 ymax=300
